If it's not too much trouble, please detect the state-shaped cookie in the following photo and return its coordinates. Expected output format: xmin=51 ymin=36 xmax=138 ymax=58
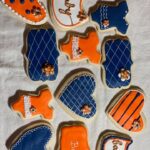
xmin=55 ymin=68 xmax=97 ymax=120
xmin=6 ymin=120 xmax=53 ymax=150
xmin=59 ymin=27 xmax=101 ymax=65
xmin=89 ymin=0 xmax=129 ymax=34
xmin=48 ymin=0 xmax=89 ymax=30
xmin=101 ymin=35 xmax=133 ymax=88
xmin=96 ymin=130 xmax=132 ymax=150
xmin=106 ymin=86 xmax=146 ymax=133
xmin=55 ymin=121 xmax=90 ymax=150
xmin=9 ymin=85 xmax=53 ymax=120
xmin=24 ymin=24 xmax=59 ymax=81
xmin=1 ymin=0 xmax=47 ymax=24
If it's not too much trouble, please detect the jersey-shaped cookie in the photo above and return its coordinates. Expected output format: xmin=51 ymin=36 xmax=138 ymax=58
xmin=101 ymin=36 xmax=133 ymax=88
xmin=55 ymin=68 xmax=96 ymax=120
xmin=89 ymin=0 xmax=128 ymax=34
xmin=96 ymin=130 xmax=132 ymax=150
xmin=24 ymin=24 xmax=59 ymax=81
xmin=6 ymin=120 xmax=53 ymax=150
xmin=48 ymin=0 xmax=89 ymax=30
xmin=1 ymin=0 xmax=47 ymax=24
xmin=55 ymin=122 xmax=90 ymax=150
xmin=10 ymin=86 xmax=53 ymax=120
xmin=106 ymin=87 xmax=145 ymax=133
xmin=59 ymin=27 xmax=101 ymax=64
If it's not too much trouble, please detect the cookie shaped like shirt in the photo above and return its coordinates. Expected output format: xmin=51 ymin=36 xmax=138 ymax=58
xmin=26 ymin=27 xmax=59 ymax=81
xmin=91 ymin=1 xmax=128 ymax=34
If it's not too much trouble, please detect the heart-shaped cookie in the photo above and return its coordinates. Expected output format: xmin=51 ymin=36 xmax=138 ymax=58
xmin=1 ymin=0 xmax=47 ymax=24
xmin=89 ymin=0 xmax=128 ymax=34
xmin=96 ymin=130 xmax=132 ymax=150
xmin=24 ymin=24 xmax=59 ymax=81
xmin=59 ymin=27 xmax=101 ymax=64
xmin=6 ymin=120 xmax=53 ymax=150
xmin=55 ymin=68 xmax=97 ymax=120
xmin=9 ymin=85 xmax=53 ymax=120
xmin=106 ymin=87 xmax=145 ymax=133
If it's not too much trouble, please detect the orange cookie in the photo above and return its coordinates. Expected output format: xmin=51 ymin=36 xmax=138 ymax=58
xmin=1 ymin=0 xmax=47 ymax=24
xmin=59 ymin=27 xmax=101 ymax=64
xmin=106 ymin=86 xmax=145 ymax=133
xmin=55 ymin=122 xmax=90 ymax=150
xmin=9 ymin=86 xmax=53 ymax=120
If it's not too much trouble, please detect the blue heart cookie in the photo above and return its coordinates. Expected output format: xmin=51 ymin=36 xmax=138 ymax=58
xmin=90 ymin=1 xmax=128 ymax=34
xmin=25 ymin=25 xmax=59 ymax=81
xmin=6 ymin=121 xmax=53 ymax=150
xmin=55 ymin=69 xmax=96 ymax=119
xmin=102 ymin=36 xmax=133 ymax=88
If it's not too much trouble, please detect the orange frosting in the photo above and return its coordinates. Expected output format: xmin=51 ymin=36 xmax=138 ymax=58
xmin=60 ymin=125 xmax=90 ymax=150
xmin=11 ymin=89 xmax=53 ymax=120
xmin=60 ymin=30 xmax=101 ymax=64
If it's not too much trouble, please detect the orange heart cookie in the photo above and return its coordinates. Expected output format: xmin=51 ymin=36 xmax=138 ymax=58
xmin=1 ymin=0 xmax=46 ymax=24
xmin=106 ymin=86 xmax=145 ymax=133
xmin=55 ymin=122 xmax=90 ymax=150
xmin=59 ymin=27 xmax=101 ymax=64
xmin=9 ymin=86 xmax=53 ymax=120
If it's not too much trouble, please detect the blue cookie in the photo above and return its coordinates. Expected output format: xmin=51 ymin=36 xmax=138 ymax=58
xmin=55 ymin=69 xmax=96 ymax=120
xmin=6 ymin=121 xmax=53 ymax=150
xmin=25 ymin=26 xmax=59 ymax=81
xmin=102 ymin=36 xmax=133 ymax=88
xmin=90 ymin=1 xmax=129 ymax=34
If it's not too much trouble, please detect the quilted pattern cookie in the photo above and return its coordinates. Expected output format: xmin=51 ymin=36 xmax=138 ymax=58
xmin=9 ymin=86 xmax=53 ymax=120
xmin=55 ymin=68 xmax=97 ymax=120
xmin=59 ymin=27 xmax=101 ymax=65
xmin=101 ymin=36 xmax=133 ymax=88
xmin=24 ymin=24 xmax=59 ymax=81
xmin=48 ymin=0 xmax=89 ymax=30
xmin=106 ymin=87 xmax=145 ymax=133
xmin=6 ymin=120 xmax=53 ymax=150
xmin=1 ymin=0 xmax=47 ymax=24
xmin=96 ymin=130 xmax=132 ymax=150
xmin=55 ymin=121 xmax=90 ymax=150
xmin=89 ymin=0 xmax=129 ymax=34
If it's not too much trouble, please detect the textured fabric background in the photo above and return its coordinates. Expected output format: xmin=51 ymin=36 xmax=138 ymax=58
xmin=0 ymin=0 xmax=150 ymax=149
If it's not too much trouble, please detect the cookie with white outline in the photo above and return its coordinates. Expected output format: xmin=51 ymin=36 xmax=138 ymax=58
xmin=6 ymin=120 xmax=53 ymax=150
xmin=55 ymin=68 xmax=97 ymax=120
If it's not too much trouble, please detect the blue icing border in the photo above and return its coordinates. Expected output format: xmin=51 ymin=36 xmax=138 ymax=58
xmin=11 ymin=126 xmax=52 ymax=150
xmin=59 ymin=74 xmax=96 ymax=118
xmin=103 ymin=38 xmax=133 ymax=88
xmin=26 ymin=28 xmax=59 ymax=81
xmin=91 ymin=1 xmax=128 ymax=34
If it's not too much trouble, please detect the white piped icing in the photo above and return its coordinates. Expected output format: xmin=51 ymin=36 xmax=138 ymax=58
xmin=72 ymin=36 xmax=80 ymax=59
xmin=24 ymin=96 xmax=32 ymax=118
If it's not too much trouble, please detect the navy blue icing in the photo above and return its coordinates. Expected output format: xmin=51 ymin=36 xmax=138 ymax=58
xmin=91 ymin=1 xmax=128 ymax=34
xmin=26 ymin=28 xmax=59 ymax=81
xmin=101 ymin=135 xmax=132 ymax=150
xmin=11 ymin=126 xmax=52 ymax=150
xmin=103 ymin=38 xmax=133 ymax=88
xmin=59 ymin=74 xmax=96 ymax=118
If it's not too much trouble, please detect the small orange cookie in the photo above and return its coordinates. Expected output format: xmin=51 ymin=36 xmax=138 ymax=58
xmin=56 ymin=122 xmax=90 ymax=150
xmin=2 ymin=0 xmax=46 ymax=24
xmin=10 ymin=86 xmax=53 ymax=120
xmin=59 ymin=27 xmax=101 ymax=64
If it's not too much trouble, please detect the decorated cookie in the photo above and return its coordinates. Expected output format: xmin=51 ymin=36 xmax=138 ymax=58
xmin=24 ymin=24 xmax=59 ymax=81
xmin=9 ymin=86 xmax=53 ymax=120
xmin=106 ymin=87 xmax=145 ymax=133
xmin=1 ymin=0 xmax=47 ymax=24
xmin=59 ymin=27 xmax=101 ymax=64
xmin=55 ymin=121 xmax=90 ymax=150
xmin=89 ymin=0 xmax=129 ymax=34
xmin=96 ymin=130 xmax=132 ymax=150
xmin=48 ymin=0 xmax=89 ymax=30
xmin=55 ymin=68 xmax=96 ymax=120
xmin=6 ymin=120 xmax=53 ymax=150
xmin=101 ymin=35 xmax=133 ymax=88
